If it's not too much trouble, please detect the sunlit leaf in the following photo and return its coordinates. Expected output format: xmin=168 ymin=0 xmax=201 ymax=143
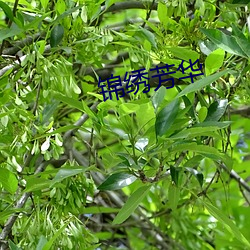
xmin=98 ymin=172 xmax=137 ymax=191
xmin=205 ymin=99 xmax=228 ymax=122
xmin=157 ymin=2 xmax=168 ymax=24
xmin=205 ymin=49 xmax=225 ymax=75
xmin=152 ymin=86 xmax=166 ymax=111
xmin=176 ymin=70 xmax=230 ymax=98
xmin=200 ymin=28 xmax=247 ymax=58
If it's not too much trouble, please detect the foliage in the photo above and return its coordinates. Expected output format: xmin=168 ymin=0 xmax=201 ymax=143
xmin=0 ymin=0 xmax=250 ymax=249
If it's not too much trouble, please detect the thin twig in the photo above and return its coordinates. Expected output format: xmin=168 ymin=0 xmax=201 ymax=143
xmin=63 ymin=101 xmax=99 ymax=141
xmin=239 ymin=184 xmax=250 ymax=206
xmin=141 ymin=0 xmax=156 ymax=28
xmin=219 ymin=162 xmax=250 ymax=193
xmin=32 ymin=80 xmax=42 ymax=115
xmin=0 ymin=0 xmax=20 ymax=55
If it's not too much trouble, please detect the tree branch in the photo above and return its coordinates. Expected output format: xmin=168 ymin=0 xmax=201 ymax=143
xmin=2 ymin=32 xmax=46 ymax=56
xmin=63 ymin=101 xmax=99 ymax=141
xmin=219 ymin=163 xmax=250 ymax=193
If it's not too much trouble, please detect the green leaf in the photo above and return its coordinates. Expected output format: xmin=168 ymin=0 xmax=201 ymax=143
xmin=155 ymin=98 xmax=179 ymax=137
xmin=170 ymin=144 xmax=229 ymax=165
xmin=81 ymin=100 xmax=97 ymax=119
xmin=51 ymin=166 xmax=86 ymax=186
xmin=157 ymin=2 xmax=168 ymax=24
xmin=198 ymin=106 xmax=208 ymax=122
xmin=168 ymin=47 xmax=200 ymax=62
xmin=80 ymin=206 xmax=120 ymax=214
xmin=193 ymin=121 xmax=231 ymax=129
xmin=229 ymin=24 xmax=250 ymax=58
xmin=0 ymin=25 xmax=23 ymax=42
xmin=0 ymin=209 xmax=23 ymax=223
xmin=98 ymin=172 xmax=137 ymax=191
xmin=199 ymin=39 xmax=218 ymax=55
xmin=170 ymin=126 xmax=221 ymax=139
xmin=105 ymin=0 xmax=116 ymax=9
xmin=185 ymin=167 xmax=204 ymax=187
xmin=200 ymin=28 xmax=247 ymax=58
xmin=54 ymin=5 xmax=83 ymax=23
xmin=234 ymin=36 xmax=250 ymax=58
xmin=25 ymin=12 xmax=52 ymax=30
xmin=36 ymin=236 xmax=48 ymax=250
xmin=9 ymin=241 xmax=21 ymax=250
xmin=53 ymin=92 xmax=85 ymax=112
xmin=0 ymin=168 xmax=18 ymax=194
xmin=205 ymin=99 xmax=228 ymax=122
xmin=168 ymin=182 xmax=180 ymax=210
xmin=34 ymin=125 xmax=78 ymax=140
xmin=112 ymin=185 xmax=151 ymax=224
xmin=180 ymin=94 xmax=196 ymax=119
xmin=24 ymin=177 xmax=51 ymax=192
xmin=183 ymin=155 xmax=203 ymax=168
xmin=138 ymin=27 xmax=157 ymax=48
xmin=203 ymin=201 xmax=250 ymax=248
xmin=0 ymin=1 xmax=14 ymax=21
xmin=40 ymin=0 xmax=49 ymax=9
xmin=170 ymin=142 xmax=198 ymax=152
xmin=170 ymin=166 xmax=181 ymax=186
xmin=151 ymin=86 xmax=166 ymax=111
xmin=231 ymin=24 xmax=247 ymax=40
xmin=50 ymin=24 xmax=64 ymax=47
xmin=176 ymin=70 xmax=230 ymax=98
xmin=41 ymin=101 xmax=60 ymax=125
xmin=119 ymin=103 xmax=140 ymax=115
xmin=205 ymin=48 xmax=225 ymax=75
xmin=42 ymin=223 xmax=69 ymax=250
